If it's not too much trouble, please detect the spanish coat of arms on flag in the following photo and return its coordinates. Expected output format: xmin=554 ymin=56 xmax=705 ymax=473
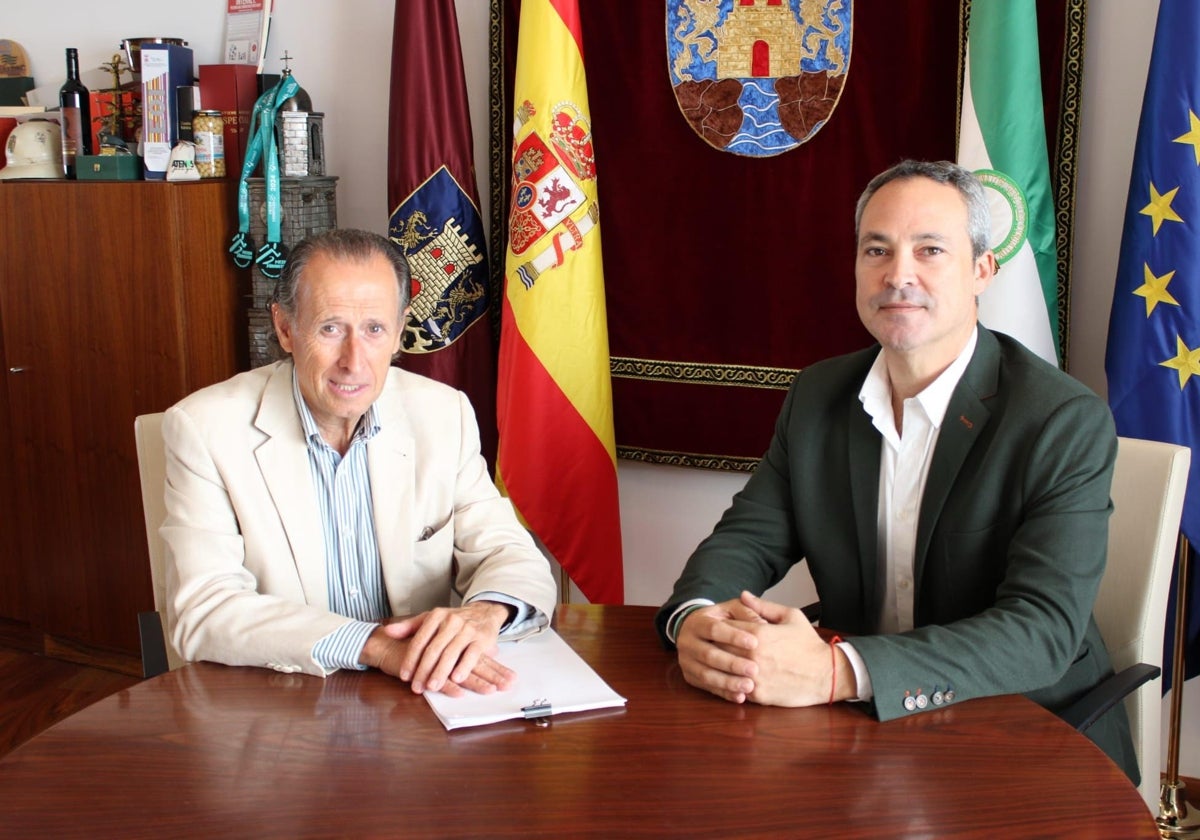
xmin=507 ymin=102 xmax=599 ymax=285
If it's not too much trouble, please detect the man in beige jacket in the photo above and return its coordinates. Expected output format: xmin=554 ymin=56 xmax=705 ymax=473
xmin=162 ymin=228 xmax=556 ymax=696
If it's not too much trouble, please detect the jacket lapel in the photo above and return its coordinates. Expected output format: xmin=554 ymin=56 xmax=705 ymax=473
xmin=912 ymin=327 xmax=999 ymax=589
xmin=253 ymin=361 xmax=329 ymax=607
xmin=368 ymin=370 xmax=417 ymax=616
xmin=847 ymin=377 xmax=883 ymax=627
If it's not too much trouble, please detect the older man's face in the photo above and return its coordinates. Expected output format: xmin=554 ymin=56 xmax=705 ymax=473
xmin=273 ymin=251 xmax=402 ymax=451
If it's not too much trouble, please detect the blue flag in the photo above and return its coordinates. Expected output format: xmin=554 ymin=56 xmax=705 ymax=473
xmin=1106 ymin=0 xmax=1200 ymax=691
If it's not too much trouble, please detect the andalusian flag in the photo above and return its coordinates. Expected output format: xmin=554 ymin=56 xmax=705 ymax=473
xmin=957 ymin=0 xmax=1059 ymax=366
xmin=497 ymin=0 xmax=624 ymax=603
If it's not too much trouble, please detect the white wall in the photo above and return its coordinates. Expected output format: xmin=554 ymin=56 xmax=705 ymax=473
xmin=1068 ymin=0 xmax=1159 ymax=393
xmin=10 ymin=0 xmax=1194 ymax=781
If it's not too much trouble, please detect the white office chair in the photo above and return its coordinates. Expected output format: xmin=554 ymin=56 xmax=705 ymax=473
xmin=1064 ymin=436 xmax=1190 ymax=809
xmin=134 ymin=412 xmax=186 ymax=676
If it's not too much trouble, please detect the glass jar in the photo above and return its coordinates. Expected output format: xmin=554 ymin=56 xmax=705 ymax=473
xmin=193 ymin=110 xmax=225 ymax=178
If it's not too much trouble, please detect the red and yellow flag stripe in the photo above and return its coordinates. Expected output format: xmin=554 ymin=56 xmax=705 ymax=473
xmin=497 ymin=0 xmax=623 ymax=603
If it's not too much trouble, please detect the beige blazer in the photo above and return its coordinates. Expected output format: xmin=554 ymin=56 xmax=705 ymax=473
xmin=161 ymin=361 xmax=557 ymax=676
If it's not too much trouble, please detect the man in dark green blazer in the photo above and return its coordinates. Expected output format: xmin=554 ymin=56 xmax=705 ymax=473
xmin=656 ymin=160 xmax=1137 ymax=782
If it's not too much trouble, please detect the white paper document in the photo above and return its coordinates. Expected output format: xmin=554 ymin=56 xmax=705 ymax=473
xmin=423 ymin=628 xmax=627 ymax=730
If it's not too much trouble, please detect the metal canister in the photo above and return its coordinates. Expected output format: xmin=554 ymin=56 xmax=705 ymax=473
xmin=193 ymin=110 xmax=225 ymax=178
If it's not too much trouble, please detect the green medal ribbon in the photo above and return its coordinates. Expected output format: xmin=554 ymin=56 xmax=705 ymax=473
xmin=229 ymin=74 xmax=299 ymax=277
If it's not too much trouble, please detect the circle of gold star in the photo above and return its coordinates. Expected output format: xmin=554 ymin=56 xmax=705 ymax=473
xmin=1141 ymin=181 xmax=1184 ymax=235
xmin=1133 ymin=262 xmax=1180 ymax=316
xmin=1160 ymin=336 xmax=1200 ymax=389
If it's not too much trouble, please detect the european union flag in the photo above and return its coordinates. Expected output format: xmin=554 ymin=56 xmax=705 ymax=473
xmin=1106 ymin=0 xmax=1200 ymax=690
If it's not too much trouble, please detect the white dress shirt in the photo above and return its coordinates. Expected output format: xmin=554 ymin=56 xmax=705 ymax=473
xmin=842 ymin=327 xmax=978 ymax=698
xmin=667 ymin=328 xmax=979 ymax=704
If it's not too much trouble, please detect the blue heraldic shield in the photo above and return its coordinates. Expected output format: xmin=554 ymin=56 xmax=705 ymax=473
xmin=389 ymin=165 xmax=490 ymax=353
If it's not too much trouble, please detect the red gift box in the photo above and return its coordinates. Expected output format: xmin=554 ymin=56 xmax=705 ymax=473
xmin=198 ymin=64 xmax=258 ymax=179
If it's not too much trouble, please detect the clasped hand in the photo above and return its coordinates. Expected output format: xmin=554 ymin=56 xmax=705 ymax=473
xmin=360 ymin=600 xmax=514 ymax=697
xmin=676 ymin=591 xmax=851 ymax=707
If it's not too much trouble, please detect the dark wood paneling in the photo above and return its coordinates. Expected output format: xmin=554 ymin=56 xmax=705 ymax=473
xmin=0 ymin=284 xmax=26 ymax=626
xmin=0 ymin=180 xmax=242 ymax=658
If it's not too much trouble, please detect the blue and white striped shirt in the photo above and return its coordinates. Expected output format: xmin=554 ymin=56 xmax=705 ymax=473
xmin=297 ymin=372 xmax=539 ymax=674
xmin=293 ymin=374 xmax=388 ymax=672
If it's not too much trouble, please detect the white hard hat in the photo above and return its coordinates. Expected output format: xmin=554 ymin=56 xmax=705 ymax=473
xmin=0 ymin=119 xmax=65 ymax=180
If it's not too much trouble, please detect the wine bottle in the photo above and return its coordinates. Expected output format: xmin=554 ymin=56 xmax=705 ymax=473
xmin=59 ymin=47 xmax=91 ymax=179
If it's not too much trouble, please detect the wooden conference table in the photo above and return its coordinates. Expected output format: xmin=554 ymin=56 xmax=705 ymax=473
xmin=0 ymin=605 xmax=1156 ymax=838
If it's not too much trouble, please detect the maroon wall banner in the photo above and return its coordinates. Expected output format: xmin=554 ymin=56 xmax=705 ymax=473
xmin=390 ymin=0 xmax=498 ymax=465
xmin=496 ymin=1 xmax=1080 ymax=469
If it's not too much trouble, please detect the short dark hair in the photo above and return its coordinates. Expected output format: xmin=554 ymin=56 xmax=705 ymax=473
xmin=854 ymin=160 xmax=992 ymax=260
xmin=267 ymin=228 xmax=412 ymax=357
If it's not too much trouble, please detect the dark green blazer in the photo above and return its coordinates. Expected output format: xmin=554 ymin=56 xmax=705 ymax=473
xmin=657 ymin=327 xmax=1137 ymax=782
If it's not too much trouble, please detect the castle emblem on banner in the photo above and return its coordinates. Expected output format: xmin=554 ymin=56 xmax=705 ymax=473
xmin=389 ymin=166 xmax=489 ymax=354
xmin=667 ymin=0 xmax=852 ymax=156
xmin=508 ymin=100 xmax=601 ymax=289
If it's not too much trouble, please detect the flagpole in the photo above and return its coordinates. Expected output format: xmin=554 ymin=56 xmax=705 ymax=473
xmin=1158 ymin=535 xmax=1198 ymax=837
xmin=560 ymin=565 xmax=572 ymax=605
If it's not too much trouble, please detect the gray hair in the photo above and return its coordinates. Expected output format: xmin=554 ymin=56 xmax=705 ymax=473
xmin=854 ymin=160 xmax=992 ymax=260
xmin=267 ymin=228 xmax=412 ymax=356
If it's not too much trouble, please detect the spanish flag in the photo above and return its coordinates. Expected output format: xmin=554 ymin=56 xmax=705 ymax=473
xmin=497 ymin=0 xmax=624 ymax=604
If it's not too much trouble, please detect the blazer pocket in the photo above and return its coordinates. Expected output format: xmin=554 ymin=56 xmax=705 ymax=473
xmin=413 ymin=517 xmax=454 ymax=569
xmin=940 ymin=524 xmax=1001 ymax=560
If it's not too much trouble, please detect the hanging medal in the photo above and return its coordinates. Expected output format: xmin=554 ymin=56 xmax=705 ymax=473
xmin=228 ymin=74 xmax=299 ymax=276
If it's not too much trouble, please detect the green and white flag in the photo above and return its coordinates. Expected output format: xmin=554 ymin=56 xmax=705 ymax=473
xmin=958 ymin=0 xmax=1059 ymax=366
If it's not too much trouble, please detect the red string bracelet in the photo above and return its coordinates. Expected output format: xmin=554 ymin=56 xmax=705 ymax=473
xmin=828 ymin=635 xmax=843 ymax=705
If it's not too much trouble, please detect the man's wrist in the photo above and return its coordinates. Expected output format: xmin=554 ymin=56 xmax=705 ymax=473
xmin=474 ymin=599 xmax=516 ymax=634
xmin=313 ymin=620 xmax=378 ymax=673
xmin=834 ymin=641 xmax=868 ymax=701
xmin=831 ymin=644 xmax=858 ymax=702
xmin=358 ymin=626 xmax=387 ymax=669
xmin=466 ymin=593 xmax=524 ymax=633
xmin=668 ymin=603 xmax=708 ymax=643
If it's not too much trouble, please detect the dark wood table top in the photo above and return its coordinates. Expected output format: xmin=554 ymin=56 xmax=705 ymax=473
xmin=0 ymin=605 xmax=1156 ymax=838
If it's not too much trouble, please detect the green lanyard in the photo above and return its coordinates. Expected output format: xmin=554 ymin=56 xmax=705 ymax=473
xmin=228 ymin=74 xmax=299 ymax=279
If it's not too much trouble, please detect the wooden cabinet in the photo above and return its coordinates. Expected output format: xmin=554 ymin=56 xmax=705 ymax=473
xmin=0 ymin=180 xmax=245 ymax=673
xmin=0 ymin=300 xmax=26 ymax=629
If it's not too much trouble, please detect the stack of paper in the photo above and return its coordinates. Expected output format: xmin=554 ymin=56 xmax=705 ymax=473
xmin=423 ymin=629 xmax=626 ymax=730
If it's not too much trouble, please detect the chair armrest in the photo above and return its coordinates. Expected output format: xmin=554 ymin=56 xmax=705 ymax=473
xmin=1058 ymin=663 xmax=1161 ymax=733
xmin=138 ymin=610 xmax=170 ymax=679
